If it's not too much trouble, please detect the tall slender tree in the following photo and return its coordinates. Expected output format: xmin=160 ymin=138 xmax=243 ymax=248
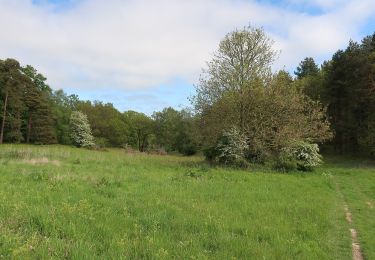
xmin=22 ymin=65 xmax=57 ymax=144
xmin=0 ymin=59 xmax=25 ymax=144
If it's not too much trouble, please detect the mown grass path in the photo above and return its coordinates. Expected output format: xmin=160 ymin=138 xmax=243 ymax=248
xmin=327 ymin=157 xmax=375 ymax=260
xmin=0 ymin=145 xmax=373 ymax=259
xmin=334 ymin=179 xmax=363 ymax=260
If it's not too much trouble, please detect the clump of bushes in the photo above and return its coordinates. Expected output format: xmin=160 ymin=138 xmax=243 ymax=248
xmin=205 ymin=127 xmax=323 ymax=172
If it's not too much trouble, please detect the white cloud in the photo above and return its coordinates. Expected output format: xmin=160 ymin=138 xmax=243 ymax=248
xmin=0 ymin=0 xmax=374 ymax=91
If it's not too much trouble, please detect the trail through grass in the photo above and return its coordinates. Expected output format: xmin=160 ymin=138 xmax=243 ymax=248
xmin=325 ymin=157 xmax=375 ymax=260
xmin=0 ymin=145 xmax=373 ymax=259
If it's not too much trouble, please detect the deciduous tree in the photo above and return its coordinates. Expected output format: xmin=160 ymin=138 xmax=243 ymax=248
xmin=70 ymin=111 xmax=95 ymax=148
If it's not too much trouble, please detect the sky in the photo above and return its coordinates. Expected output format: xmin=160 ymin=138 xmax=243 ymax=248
xmin=1 ymin=0 xmax=375 ymax=114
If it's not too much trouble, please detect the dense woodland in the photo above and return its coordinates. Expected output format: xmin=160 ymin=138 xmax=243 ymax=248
xmin=1 ymin=27 xmax=374 ymax=165
xmin=0 ymin=59 xmax=198 ymax=154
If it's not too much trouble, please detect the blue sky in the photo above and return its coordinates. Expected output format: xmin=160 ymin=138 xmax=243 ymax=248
xmin=1 ymin=0 xmax=375 ymax=114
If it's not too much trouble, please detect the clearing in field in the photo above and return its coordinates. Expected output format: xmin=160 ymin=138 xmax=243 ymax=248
xmin=0 ymin=145 xmax=374 ymax=259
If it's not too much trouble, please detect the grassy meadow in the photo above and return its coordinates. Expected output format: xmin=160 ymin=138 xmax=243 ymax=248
xmin=0 ymin=145 xmax=374 ymax=259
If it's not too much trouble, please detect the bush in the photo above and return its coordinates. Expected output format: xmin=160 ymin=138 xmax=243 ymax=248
xmin=178 ymin=142 xmax=197 ymax=156
xmin=203 ymin=146 xmax=220 ymax=162
xmin=95 ymin=137 xmax=109 ymax=149
xmin=203 ymin=127 xmax=251 ymax=167
xmin=216 ymin=127 xmax=248 ymax=165
xmin=276 ymin=140 xmax=322 ymax=171
xmin=244 ymin=148 xmax=269 ymax=164
xmin=273 ymin=152 xmax=298 ymax=172
xmin=233 ymin=157 xmax=251 ymax=169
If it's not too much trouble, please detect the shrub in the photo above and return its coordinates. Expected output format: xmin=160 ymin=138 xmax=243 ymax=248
xmin=216 ymin=127 xmax=248 ymax=165
xmin=69 ymin=111 xmax=95 ymax=148
xmin=276 ymin=140 xmax=322 ymax=171
xmin=233 ymin=157 xmax=251 ymax=169
xmin=244 ymin=147 xmax=269 ymax=164
xmin=178 ymin=142 xmax=197 ymax=156
xmin=273 ymin=152 xmax=298 ymax=172
xmin=203 ymin=146 xmax=220 ymax=162
xmin=95 ymin=137 xmax=109 ymax=149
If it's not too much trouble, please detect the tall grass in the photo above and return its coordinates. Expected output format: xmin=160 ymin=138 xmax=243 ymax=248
xmin=0 ymin=144 xmax=372 ymax=259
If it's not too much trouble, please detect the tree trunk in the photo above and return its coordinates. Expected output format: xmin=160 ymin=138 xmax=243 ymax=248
xmin=0 ymin=92 xmax=8 ymax=144
xmin=27 ymin=115 xmax=32 ymax=143
xmin=141 ymin=136 xmax=147 ymax=152
xmin=239 ymin=101 xmax=245 ymax=132
xmin=137 ymin=129 xmax=142 ymax=152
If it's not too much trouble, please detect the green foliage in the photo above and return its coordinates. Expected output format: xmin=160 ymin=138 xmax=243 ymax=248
xmin=153 ymin=107 xmax=198 ymax=155
xmin=1 ymin=62 xmax=198 ymax=155
xmin=178 ymin=142 xmax=197 ymax=156
xmin=69 ymin=111 xmax=95 ymax=148
xmin=203 ymin=146 xmax=220 ymax=162
xmin=276 ymin=141 xmax=323 ymax=172
xmin=0 ymin=59 xmax=26 ymax=143
xmin=94 ymin=137 xmax=110 ymax=149
xmin=2 ymin=31 xmax=375 ymax=161
xmin=273 ymin=152 xmax=299 ymax=172
xmin=21 ymin=65 xmax=52 ymax=94
xmin=24 ymin=88 xmax=57 ymax=144
xmin=0 ymin=59 xmax=57 ymax=144
xmin=193 ymin=27 xmax=332 ymax=166
xmin=244 ymin=148 xmax=269 ymax=164
xmin=123 ymin=110 xmax=154 ymax=152
xmin=294 ymin=57 xmax=319 ymax=79
xmin=321 ymin=36 xmax=375 ymax=155
xmin=193 ymin=25 xmax=277 ymax=117
xmin=153 ymin=107 xmax=181 ymax=152
xmin=292 ymin=34 xmax=375 ymax=157
xmin=358 ymin=117 xmax=375 ymax=156
xmin=50 ymin=90 xmax=79 ymax=145
xmin=78 ymin=101 xmax=128 ymax=147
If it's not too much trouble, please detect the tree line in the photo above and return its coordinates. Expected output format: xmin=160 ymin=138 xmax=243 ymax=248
xmin=295 ymin=35 xmax=375 ymax=156
xmin=0 ymin=61 xmax=197 ymax=154
xmin=1 ymin=26 xmax=374 ymax=165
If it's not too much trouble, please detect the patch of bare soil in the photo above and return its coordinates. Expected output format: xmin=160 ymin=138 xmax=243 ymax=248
xmin=336 ymin=182 xmax=364 ymax=260
xmin=344 ymin=205 xmax=352 ymax=223
xmin=350 ymin=228 xmax=363 ymax=260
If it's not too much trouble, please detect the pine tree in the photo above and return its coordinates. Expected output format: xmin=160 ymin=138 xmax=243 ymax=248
xmin=295 ymin=57 xmax=320 ymax=79
xmin=23 ymin=77 xmax=40 ymax=143
xmin=323 ymin=36 xmax=375 ymax=155
xmin=22 ymin=65 xmax=57 ymax=144
xmin=0 ymin=59 xmax=8 ymax=144
xmin=0 ymin=59 xmax=25 ymax=143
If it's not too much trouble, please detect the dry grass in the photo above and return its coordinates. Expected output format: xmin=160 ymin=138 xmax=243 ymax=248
xmin=23 ymin=157 xmax=61 ymax=166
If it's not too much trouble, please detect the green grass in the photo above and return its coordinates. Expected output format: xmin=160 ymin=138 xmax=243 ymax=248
xmin=0 ymin=145 xmax=373 ymax=259
xmin=324 ymin=156 xmax=375 ymax=260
